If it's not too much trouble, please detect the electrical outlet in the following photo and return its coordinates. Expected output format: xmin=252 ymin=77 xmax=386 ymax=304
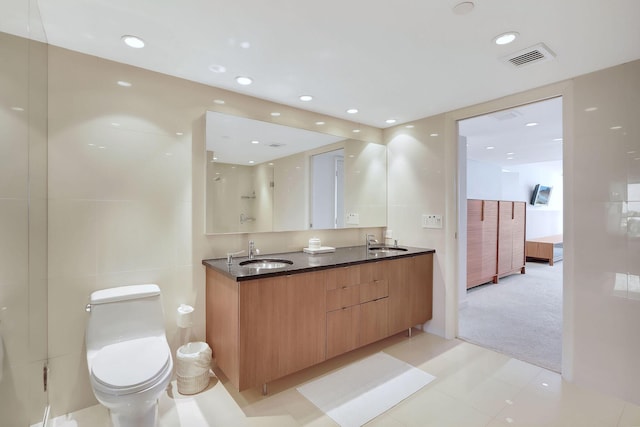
xmin=346 ymin=213 xmax=359 ymax=225
xmin=421 ymin=214 xmax=443 ymax=229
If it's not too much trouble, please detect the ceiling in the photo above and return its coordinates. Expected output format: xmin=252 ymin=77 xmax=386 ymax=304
xmin=2 ymin=0 xmax=639 ymax=130
xmin=461 ymin=96 xmax=563 ymax=166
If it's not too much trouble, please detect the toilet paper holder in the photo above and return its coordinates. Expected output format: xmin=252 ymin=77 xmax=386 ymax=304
xmin=177 ymin=304 xmax=194 ymax=328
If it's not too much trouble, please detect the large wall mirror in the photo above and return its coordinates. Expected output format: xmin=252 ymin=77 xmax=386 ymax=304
xmin=205 ymin=111 xmax=387 ymax=234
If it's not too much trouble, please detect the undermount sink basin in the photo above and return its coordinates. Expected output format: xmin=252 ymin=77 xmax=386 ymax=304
xmin=239 ymin=258 xmax=293 ymax=269
xmin=368 ymin=246 xmax=408 ymax=253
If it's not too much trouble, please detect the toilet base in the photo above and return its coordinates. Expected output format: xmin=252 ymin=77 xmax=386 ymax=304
xmin=108 ymin=399 xmax=159 ymax=427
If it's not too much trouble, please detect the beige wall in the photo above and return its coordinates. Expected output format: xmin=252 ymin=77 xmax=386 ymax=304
xmin=570 ymin=60 xmax=640 ymax=403
xmin=385 ymin=115 xmax=448 ymax=336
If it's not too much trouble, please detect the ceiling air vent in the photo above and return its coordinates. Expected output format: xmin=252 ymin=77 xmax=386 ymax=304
xmin=492 ymin=109 xmax=522 ymax=121
xmin=503 ymin=43 xmax=556 ymax=68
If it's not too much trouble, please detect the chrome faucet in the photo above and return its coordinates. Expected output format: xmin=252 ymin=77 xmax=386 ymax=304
xmin=365 ymin=234 xmax=378 ymax=250
xmin=248 ymin=240 xmax=256 ymax=259
xmin=226 ymin=249 xmax=245 ymax=265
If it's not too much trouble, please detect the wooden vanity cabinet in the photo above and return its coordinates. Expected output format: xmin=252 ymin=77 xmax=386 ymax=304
xmin=408 ymin=253 xmax=434 ymax=325
xmin=325 ymin=263 xmax=390 ymax=358
xmin=205 ymin=252 xmax=433 ymax=391
xmin=386 ymin=257 xmax=411 ymax=335
xmin=206 ymin=268 xmax=326 ymax=390
xmin=386 ymin=253 xmax=433 ymax=334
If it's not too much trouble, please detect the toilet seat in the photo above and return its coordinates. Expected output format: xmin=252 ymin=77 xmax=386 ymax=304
xmin=91 ymin=336 xmax=171 ymax=395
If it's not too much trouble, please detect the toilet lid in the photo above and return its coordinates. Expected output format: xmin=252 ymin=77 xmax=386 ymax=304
xmin=91 ymin=336 xmax=171 ymax=394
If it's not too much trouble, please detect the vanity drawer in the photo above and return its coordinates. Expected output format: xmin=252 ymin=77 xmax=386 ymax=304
xmin=326 ymin=285 xmax=360 ymax=311
xmin=359 ymin=279 xmax=388 ymax=303
xmin=325 ymin=265 xmax=360 ymax=291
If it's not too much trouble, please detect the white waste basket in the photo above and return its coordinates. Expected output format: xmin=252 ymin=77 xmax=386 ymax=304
xmin=176 ymin=341 xmax=212 ymax=394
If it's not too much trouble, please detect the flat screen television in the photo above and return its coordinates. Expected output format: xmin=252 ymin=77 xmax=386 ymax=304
xmin=530 ymin=184 xmax=552 ymax=206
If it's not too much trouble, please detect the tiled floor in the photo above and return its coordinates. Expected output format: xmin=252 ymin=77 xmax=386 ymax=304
xmin=47 ymin=331 xmax=640 ymax=427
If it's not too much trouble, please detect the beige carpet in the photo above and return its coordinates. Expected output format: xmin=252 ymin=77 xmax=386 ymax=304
xmin=296 ymin=352 xmax=436 ymax=427
xmin=459 ymin=261 xmax=562 ymax=372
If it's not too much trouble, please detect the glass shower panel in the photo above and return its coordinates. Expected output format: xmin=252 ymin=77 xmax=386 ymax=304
xmin=0 ymin=0 xmax=48 ymax=425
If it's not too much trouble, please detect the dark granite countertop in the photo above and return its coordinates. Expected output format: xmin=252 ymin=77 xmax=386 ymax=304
xmin=202 ymin=245 xmax=435 ymax=282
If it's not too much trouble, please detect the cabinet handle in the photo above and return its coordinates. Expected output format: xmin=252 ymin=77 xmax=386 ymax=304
xmin=342 ymin=286 xmax=348 ymax=289
xmin=481 ymin=200 xmax=485 ymax=221
xmin=512 ymin=202 xmax=515 ymax=220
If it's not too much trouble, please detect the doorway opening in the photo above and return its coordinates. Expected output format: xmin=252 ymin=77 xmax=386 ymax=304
xmin=456 ymin=97 xmax=563 ymax=372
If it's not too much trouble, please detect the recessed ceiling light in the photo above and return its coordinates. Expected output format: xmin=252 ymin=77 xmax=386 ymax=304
xmin=610 ymin=125 xmax=622 ymax=130
xmin=315 ymin=121 xmax=325 ymax=125
xmin=299 ymin=95 xmax=313 ymax=102
xmin=121 ymin=35 xmax=145 ymax=49
xmin=176 ymin=132 xmax=183 ymax=136
xmin=353 ymin=129 xmax=361 ymax=133
xmin=235 ymin=76 xmax=253 ymax=86
xmin=248 ymin=160 xmax=255 ymax=164
xmin=406 ymin=125 xmax=415 ymax=129
xmin=116 ymin=80 xmax=132 ymax=87
xmin=507 ymin=156 xmax=515 ymax=160
xmin=452 ymin=1 xmax=475 ymax=15
xmin=208 ymin=64 xmax=227 ymax=73
xmin=486 ymin=146 xmax=495 ymax=150
xmin=506 ymin=152 xmax=515 ymax=155
xmin=525 ymin=122 xmax=538 ymax=127
xmin=553 ymin=138 xmax=563 ymax=141
xmin=251 ymin=140 xmax=260 ymax=144
xmin=493 ymin=32 xmax=519 ymax=45
xmin=430 ymin=133 xmax=439 ymax=137
xmin=11 ymin=106 xmax=24 ymax=111
xmin=585 ymin=107 xmax=598 ymax=112
xmin=346 ymin=108 xmax=358 ymax=114
xmin=111 ymin=122 xmax=120 ymax=127
xmin=213 ymin=156 xmax=218 ymax=160
xmin=213 ymin=99 xmax=225 ymax=105
xmin=270 ymin=112 xmax=281 ymax=117
xmin=240 ymin=41 xmax=251 ymax=49
xmin=385 ymin=119 xmax=397 ymax=124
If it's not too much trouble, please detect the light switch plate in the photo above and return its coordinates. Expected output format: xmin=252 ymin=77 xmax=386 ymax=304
xmin=422 ymin=214 xmax=443 ymax=229
xmin=346 ymin=213 xmax=360 ymax=225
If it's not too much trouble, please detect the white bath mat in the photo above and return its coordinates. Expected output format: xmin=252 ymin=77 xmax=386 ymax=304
xmin=297 ymin=352 xmax=436 ymax=427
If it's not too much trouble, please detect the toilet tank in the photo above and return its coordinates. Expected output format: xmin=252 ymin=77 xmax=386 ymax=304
xmin=86 ymin=284 xmax=167 ymax=353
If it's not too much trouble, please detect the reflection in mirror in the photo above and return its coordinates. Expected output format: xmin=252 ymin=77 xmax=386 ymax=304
xmin=205 ymin=111 xmax=387 ymax=234
xmin=311 ymin=149 xmax=344 ymax=229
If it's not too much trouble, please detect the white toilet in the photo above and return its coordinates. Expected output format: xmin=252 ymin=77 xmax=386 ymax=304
xmin=85 ymin=284 xmax=173 ymax=427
